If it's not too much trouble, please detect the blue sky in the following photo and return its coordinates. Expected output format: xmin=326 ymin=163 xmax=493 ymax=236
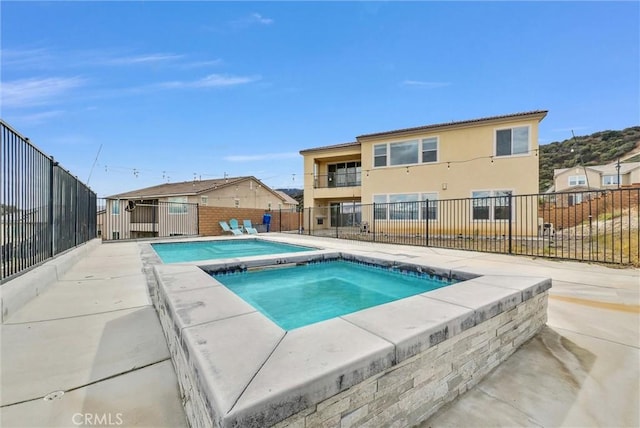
xmin=2 ymin=1 xmax=638 ymax=197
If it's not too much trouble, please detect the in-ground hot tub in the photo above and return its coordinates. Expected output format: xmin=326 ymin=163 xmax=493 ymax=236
xmin=147 ymin=248 xmax=550 ymax=428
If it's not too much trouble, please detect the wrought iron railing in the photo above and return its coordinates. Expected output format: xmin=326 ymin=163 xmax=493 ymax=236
xmin=1 ymin=120 xmax=97 ymax=283
xmin=302 ymin=188 xmax=640 ymax=265
xmin=314 ymin=173 xmax=361 ymax=189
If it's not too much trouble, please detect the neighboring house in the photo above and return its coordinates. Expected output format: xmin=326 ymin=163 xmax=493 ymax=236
xmin=104 ymin=176 xmax=296 ymax=240
xmin=552 ymin=161 xmax=640 ymax=206
xmin=300 ymin=110 xmax=547 ymax=234
xmin=274 ymin=191 xmax=300 ymax=209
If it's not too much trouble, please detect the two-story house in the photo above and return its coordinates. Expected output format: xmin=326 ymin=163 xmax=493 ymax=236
xmin=553 ymin=161 xmax=640 ymax=205
xmin=300 ymin=110 xmax=548 ymax=236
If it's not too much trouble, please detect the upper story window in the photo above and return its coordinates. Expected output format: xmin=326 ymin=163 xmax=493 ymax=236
xmin=602 ymin=175 xmax=619 ymax=185
xmin=168 ymin=196 xmax=188 ymax=214
xmin=390 ymin=140 xmax=419 ymax=165
xmin=111 ymin=200 xmax=120 ymax=215
xmin=374 ymin=145 xmax=387 ymax=167
xmin=374 ymin=137 xmax=439 ymax=167
xmin=422 ymin=138 xmax=438 ymax=163
xmin=328 ymin=162 xmax=361 ymax=187
xmin=568 ymin=175 xmax=586 ymax=186
xmin=496 ymin=126 xmax=529 ymax=157
xmin=200 ymin=196 xmax=208 ymax=206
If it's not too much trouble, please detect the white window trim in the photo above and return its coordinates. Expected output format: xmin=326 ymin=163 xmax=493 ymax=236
xmin=471 ymin=189 xmax=514 ymax=222
xmin=373 ymin=192 xmax=439 ymax=221
xmin=421 ymin=192 xmax=439 ymax=220
xmin=494 ymin=125 xmax=531 ymax=158
xmin=568 ymin=175 xmax=587 ymax=186
xmin=373 ymin=136 xmax=440 ymax=168
xmin=373 ymin=144 xmax=388 ymax=168
xmin=602 ymin=175 xmax=619 ymax=185
xmin=421 ymin=137 xmax=439 ymax=163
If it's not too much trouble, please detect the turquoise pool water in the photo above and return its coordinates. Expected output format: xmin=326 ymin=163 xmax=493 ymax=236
xmin=152 ymin=239 xmax=314 ymax=263
xmin=213 ymin=260 xmax=457 ymax=330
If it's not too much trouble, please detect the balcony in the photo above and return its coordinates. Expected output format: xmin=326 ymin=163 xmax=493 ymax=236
xmin=314 ymin=173 xmax=361 ymax=189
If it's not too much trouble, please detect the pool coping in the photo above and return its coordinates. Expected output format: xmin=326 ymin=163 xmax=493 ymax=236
xmin=144 ymin=238 xmax=551 ymax=428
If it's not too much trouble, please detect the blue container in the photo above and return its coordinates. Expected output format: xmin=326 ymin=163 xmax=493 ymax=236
xmin=262 ymin=213 xmax=272 ymax=232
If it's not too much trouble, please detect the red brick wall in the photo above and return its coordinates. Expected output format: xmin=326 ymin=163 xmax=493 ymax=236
xmin=198 ymin=206 xmax=301 ymax=236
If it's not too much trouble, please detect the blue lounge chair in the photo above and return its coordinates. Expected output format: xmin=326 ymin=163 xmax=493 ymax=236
xmin=229 ymin=218 xmax=244 ymax=234
xmin=243 ymin=219 xmax=258 ymax=235
xmin=220 ymin=221 xmax=242 ymax=236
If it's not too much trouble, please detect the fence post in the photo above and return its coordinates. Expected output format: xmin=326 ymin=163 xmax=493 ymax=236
xmin=196 ymin=204 xmax=200 ymax=235
xmin=508 ymin=193 xmax=513 ymax=255
xmin=49 ymin=156 xmax=56 ymax=256
xmin=372 ymin=203 xmax=376 ymax=242
xmin=425 ymin=200 xmax=429 ymax=247
xmin=279 ymin=208 xmax=282 ymax=232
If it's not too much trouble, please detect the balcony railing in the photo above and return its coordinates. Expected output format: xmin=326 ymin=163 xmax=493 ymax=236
xmin=314 ymin=173 xmax=361 ymax=189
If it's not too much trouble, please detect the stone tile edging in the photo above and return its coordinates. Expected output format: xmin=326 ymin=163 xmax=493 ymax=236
xmin=151 ymin=251 xmax=551 ymax=428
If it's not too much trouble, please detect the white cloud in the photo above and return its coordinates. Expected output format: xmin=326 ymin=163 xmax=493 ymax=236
xmin=224 ymin=152 xmax=299 ymax=162
xmin=231 ymin=13 xmax=274 ymax=28
xmin=1 ymin=47 xmax=53 ymax=69
xmin=250 ymin=13 xmax=274 ymax=25
xmin=1 ymin=76 xmax=85 ymax=108
xmin=9 ymin=110 xmax=65 ymax=124
xmin=402 ymin=80 xmax=451 ymax=88
xmin=179 ymin=59 xmax=224 ymax=69
xmin=101 ymin=53 xmax=184 ymax=66
xmin=159 ymin=74 xmax=261 ymax=89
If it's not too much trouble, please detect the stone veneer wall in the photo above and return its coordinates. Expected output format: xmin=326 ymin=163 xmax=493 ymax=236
xmin=151 ymin=283 xmax=216 ymax=428
xmin=273 ymin=292 xmax=548 ymax=428
xmin=153 ymin=275 xmax=547 ymax=428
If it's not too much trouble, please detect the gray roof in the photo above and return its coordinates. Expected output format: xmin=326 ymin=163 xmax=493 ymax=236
xmin=357 ymin=110 xmax=548 ymax=139
xmin=108 ymin=176 xmax=288 ymax=202
xmin=300 ymin=111 xmax=548 ymax=154
xmin=275 ymin=191 xmax=299 ymax=205
xmin=299 ymin=141 xmax=359 ymax=154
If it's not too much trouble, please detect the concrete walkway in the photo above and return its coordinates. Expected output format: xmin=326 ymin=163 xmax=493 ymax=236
xmin=0 ymin=242 xmax=187 ymax=428
xmin=1 ymin=236 xmax=638 ymax=427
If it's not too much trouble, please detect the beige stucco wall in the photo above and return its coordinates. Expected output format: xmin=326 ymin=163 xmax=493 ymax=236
xmin=164 ymin=179 xmax=294 ymax=211
xmin=301 ymin=114 xmax=545 ymax=235
xmin=359 ymin=117 xmax=541 ymax=202
xmin=302 ymin=146 xmax=362 ymax=207
xmin=554 ymin=168 xmax=604 ymax=192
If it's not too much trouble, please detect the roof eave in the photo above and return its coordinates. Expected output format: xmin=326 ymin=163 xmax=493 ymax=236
xmin=357 ymin=110 xmax=549 ymax=141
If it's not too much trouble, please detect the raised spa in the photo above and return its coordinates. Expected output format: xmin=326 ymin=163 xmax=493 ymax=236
xmin=213 ymin=259 xmax=458 ymax=330
xmin=149 ymin=248 xmax=551 ymax=428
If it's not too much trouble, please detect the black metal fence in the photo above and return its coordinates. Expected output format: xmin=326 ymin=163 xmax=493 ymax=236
xmin=1 ymin=120 xmax=97 ymax=283
xmin=301 ymin=188 xmax=640 ymax=265
xmin=99 ymin=198 xmax=199 ymax=241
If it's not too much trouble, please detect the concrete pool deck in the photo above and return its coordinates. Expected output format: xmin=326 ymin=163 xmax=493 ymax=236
xmin=1 ymin=234 xmax=638 ymax=427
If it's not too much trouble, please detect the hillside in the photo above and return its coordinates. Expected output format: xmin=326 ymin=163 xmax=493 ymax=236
xmin=539 ymin=126 xmax=640 ymax=192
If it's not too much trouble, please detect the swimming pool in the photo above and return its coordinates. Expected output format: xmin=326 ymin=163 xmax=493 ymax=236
xmin=151 ymin=239 xmax=314 ymax=263
xmin=213 ymin=259 xmax=458 ymax=330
